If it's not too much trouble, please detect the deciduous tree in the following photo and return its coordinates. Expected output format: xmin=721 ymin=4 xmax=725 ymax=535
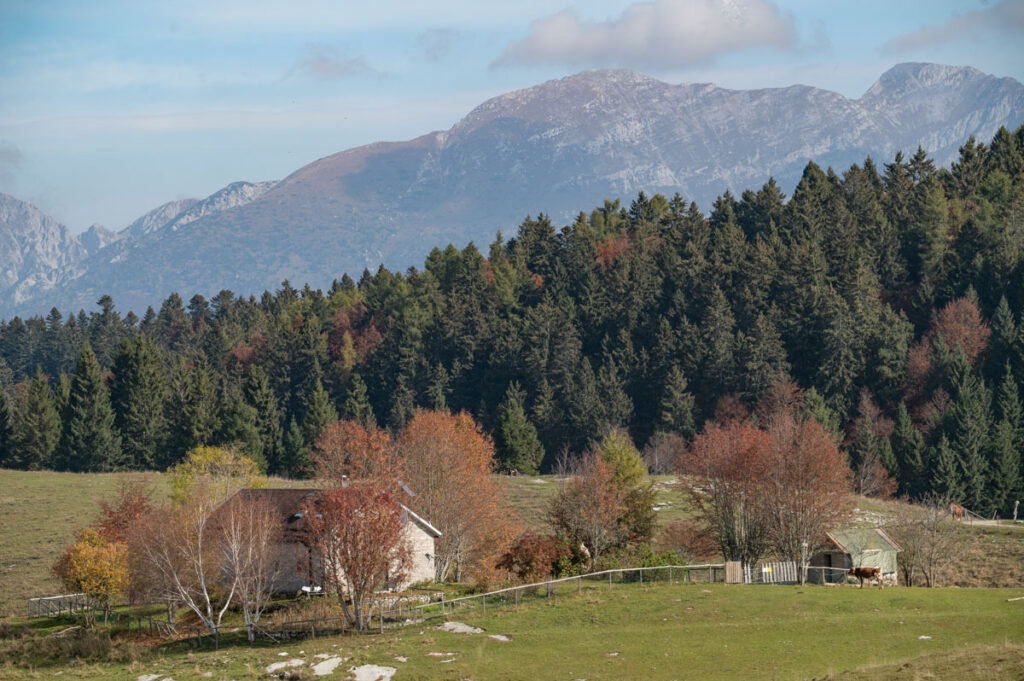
xmin=395 ymin=410 xmax=513 ymax=581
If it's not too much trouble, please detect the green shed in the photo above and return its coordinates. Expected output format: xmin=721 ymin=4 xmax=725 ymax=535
xmin=808 ymin=528 xmax=902 ymax=585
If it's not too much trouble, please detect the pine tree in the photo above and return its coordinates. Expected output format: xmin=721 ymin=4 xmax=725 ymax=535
xmin=341 ymin=373 xmax=376 ymax=430
xmin=165 ymin=360 xmax=217 ymax=465
xmin=300 ymin=378 xmax=338 ymax=475
xmin=596 ymin=356 xmax=633 ymax=432
xmin=216 ymin=388 xmax=265 ymax=472
xmin=659 ymin=365 xmax=695 ymax=438
xmin=946 ymin=352 xmax=992 ymax=512
xmin=54 ymin=372 xmax=71 ymax=419
xmin=891 ymin=402 xmax=926 ymax=497
xmin=990 ymin=418 xmax=1021 ymax=516
xmin=0 ymin=387 xmax=12 ymax=467
xmin=182 ymin=363 xmax=218 ymax=452
xmin=110 ymin=335 xmax=167 ymax=469
xmin=56 ymin=344 xmax=124 ymax=472
xmin=281 ymin=417 xmax=305 ymax=478
xmin=494 ymin=382 xmax=544 ymax=475
xmin=799 ymin=387 xmax=839 ymax=443
xmin=739 ymin=313 xmax=790 ymax=404
xmin=244 ymin=365 xmax=283 ymax=475
xmin=987 ymin=296 xmax=1017 ymax=384
xmin=931 ymin=435 xmax=963 ymax=501
xmin=425 ymin=363 xmax=449 ymax=410
xmin=11 ymin=369 xmax=61 ymax=470
xmin=993 ymin=363 xmax=1023 ymax=513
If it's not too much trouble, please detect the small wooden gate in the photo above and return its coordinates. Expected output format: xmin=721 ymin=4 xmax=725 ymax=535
xmin=744 ymin=561 xmax=798 ymax=584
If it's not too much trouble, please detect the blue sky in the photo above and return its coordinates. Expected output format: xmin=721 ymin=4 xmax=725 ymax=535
xmin=1 ymin=0 xmax=1022 ymax=231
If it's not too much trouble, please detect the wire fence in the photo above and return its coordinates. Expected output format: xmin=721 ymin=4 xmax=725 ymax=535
xmin=803 ymin=566 xmax=852 ymax=585
xmin=25 ymin=564 xmax=730 ymax=647
xmin=414 ymin=564 xmax=726 ymax=621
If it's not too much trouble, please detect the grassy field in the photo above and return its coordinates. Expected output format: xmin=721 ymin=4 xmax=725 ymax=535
xmin=2 ymin=581 xmax=1023 ymax=680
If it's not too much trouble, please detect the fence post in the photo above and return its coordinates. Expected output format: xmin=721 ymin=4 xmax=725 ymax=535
xmin=640 ymin=569 xmax=643 ymax=585
xmin=577 ymin=576 xmax=581 ymax=593
xmin=482 ymin=595 xmax=486 ymax=615
xmin=708 ymin=566 xmax=712 ymax=583
xmin=608 ymin=572 xmax=612 ymax=589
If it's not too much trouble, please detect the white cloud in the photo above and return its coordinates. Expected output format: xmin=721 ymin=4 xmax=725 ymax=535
xmin=297 ymin=45 xmax=378 ymax=79
xmin=883 ymin=0 xmax=1024 ymax=53
xmin=417 ymin=29 xmax=461 ymax=63
xmin=494 ymin=0 xmax=796 ymax=69
xmin=0 ymin=140 xmax=23 ymax=183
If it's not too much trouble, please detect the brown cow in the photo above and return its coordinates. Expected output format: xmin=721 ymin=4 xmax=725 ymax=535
xmin=850 ymin=566 xmax=882 ymax=589
xmin=951 ymin=504 xmax=965 ymax=521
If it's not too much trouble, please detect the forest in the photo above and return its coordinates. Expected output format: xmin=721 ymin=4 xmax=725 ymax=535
xmin=0 ymin=125 xmax=1022 ymax=517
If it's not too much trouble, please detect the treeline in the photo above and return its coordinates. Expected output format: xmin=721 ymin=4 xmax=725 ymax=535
xmin=0 ymin=126 xmax=1022 ymax=514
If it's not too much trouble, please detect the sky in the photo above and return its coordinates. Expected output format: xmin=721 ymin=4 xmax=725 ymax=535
xmin=1 ymin=0 xmax=1022 ymax=232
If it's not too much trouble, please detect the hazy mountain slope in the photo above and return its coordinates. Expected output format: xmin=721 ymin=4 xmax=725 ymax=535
xmin=0 ymin=193 xmax=88 ymax=310
xmin=5 ymin=63 xmax=1023 ymax=317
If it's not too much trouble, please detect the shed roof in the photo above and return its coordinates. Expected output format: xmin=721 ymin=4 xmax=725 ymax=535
xmin=825 ymin=528 xmax=902 ymax=554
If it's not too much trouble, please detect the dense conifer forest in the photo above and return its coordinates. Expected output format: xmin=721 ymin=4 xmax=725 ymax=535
xmin=0 ymin=126 xmax=1022 ymax=516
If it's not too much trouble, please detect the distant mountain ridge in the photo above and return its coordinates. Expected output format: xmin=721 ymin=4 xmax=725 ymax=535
xmin=2 ymin=62 xmax=1023 ymax=318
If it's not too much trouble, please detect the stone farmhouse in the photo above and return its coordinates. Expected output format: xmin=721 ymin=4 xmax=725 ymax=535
xmin=214 ymin=488 xmax=441 ymax=593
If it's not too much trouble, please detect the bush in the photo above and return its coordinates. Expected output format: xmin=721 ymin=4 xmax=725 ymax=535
xmin=496 ymin=531 xmax=571 ymax=582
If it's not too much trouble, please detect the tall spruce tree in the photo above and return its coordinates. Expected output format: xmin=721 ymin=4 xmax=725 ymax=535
xmin=658 ymin=365 xmax=695 ymax=438
xmin=11 ymin=369 xmax=61 ymax=470
xmin=110 ymin=335 xmax=167 ymax=469
xmin=494 ymin=382 xmax=544 ymax=475
xmin=931 ymin=435 xmax=963 ymax=501
xmin=0 ymin=387 xmax=12 ymax=467
xmin=216 ymin=388 xmax=265 ymax=471
xmin=56 ymin=344 xmax=124 ymax=472
xmin=891 ymin=402 xmax=927 ymax=497
xmin=945 ymin=351 xmax=992 ymax=513
xmin=341 ymin=373 xmax=376 ymax=430
xmin=244 ymin=365 xmax=283 ymax=474
xmin=299 ymin=378 xmax=338 ymax=475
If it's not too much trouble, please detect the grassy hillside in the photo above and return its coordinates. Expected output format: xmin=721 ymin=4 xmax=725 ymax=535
xmin=2 ymin=582 xmax=1023 ymax=680
xmin=2 ymin=469 xmax=1021 ymax=619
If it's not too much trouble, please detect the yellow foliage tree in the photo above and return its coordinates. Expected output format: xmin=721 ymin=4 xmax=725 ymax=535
xmin=167 ymin=445 xmax=265 ymax=507
xmin=53 ymin=528 xmax=128 ymax=626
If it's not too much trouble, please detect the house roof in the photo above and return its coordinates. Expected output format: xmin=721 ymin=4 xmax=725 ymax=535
xmin=215 ymin=488 xmax=442 ymax=542
xmin=825 ymin=528 xmax=902 ymax=554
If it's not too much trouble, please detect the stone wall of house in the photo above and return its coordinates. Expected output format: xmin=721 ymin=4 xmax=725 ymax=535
xmin=400 ymin=522 xmax=436 ymax=588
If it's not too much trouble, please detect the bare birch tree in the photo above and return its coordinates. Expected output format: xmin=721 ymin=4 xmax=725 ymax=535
xmin=217 ymin=492 xmax=281 ymax=641
xmin=136 ymin=481 xmax=237 ymax=639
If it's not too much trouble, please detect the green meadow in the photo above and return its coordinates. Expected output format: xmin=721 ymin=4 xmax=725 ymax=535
xmin=2 ymin=582 xmax=1023 ymax=680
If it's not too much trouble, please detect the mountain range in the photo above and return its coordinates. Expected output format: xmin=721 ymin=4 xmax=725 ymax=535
xmin=2 ymin=62 xmax=1023 ymax=319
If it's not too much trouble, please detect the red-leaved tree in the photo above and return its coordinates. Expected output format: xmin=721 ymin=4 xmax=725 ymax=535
xmin=761 ymin=406 xmax=853 ymax=583
xmin=302 ymin=483 xmax=410 ymax=630
xmin=306 ymin=419 xmax=410 ymax=630
xmin=548 ymin=452 xmax=624 ymax=571
xmin=679 ymin=418 xmax=772 ymax=567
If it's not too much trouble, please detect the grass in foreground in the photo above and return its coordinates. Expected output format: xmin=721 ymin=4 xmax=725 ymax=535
xmin=2 ymin=581 xmax=1023 ymax=680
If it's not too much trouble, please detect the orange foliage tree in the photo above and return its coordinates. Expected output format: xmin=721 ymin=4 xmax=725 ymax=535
xmin=548 ymin=452 xmax=624 ymax=571
xmin=313 ymin=419 xmax=397 ymax=481
xmin=395 ymin=410 xmax=514 ymax=582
